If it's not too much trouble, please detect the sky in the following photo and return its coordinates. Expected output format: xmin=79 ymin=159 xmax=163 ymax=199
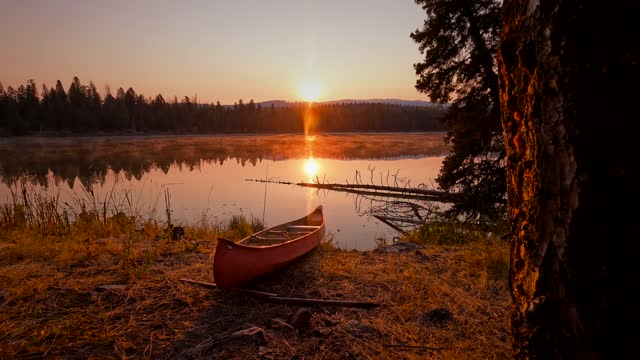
xmin=0 ymin=0 xmax=427 ymax=104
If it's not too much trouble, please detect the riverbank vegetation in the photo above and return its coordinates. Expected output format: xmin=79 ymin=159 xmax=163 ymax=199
xmin=0 ymin=190 xmax=510 ymax=359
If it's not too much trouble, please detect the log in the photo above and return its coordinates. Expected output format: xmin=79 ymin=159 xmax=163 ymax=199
xmin=178 ymin=278 xmax=278 ymax=297
xmin=373 ymin=215 xmax=424 ymax=225
xmin=265 ymin=296 xmax=381 ymax=308
xmin=244 ymin=179 xmax=453 ymax=202
xmin=179 ymin=278 xmax=217 ymax=288
xmin=300 ymin=185 xmax=443 ymax=201
xmin=295 ymin=182 xmax=449 ymax=197
xmin=383 ymin=344 xmax=450 ymax=350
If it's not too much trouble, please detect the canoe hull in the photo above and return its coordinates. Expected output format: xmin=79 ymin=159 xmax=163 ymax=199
xmin=213 ymin=206 xmax=325 ymax=289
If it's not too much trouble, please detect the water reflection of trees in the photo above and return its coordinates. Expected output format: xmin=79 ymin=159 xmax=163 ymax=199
xmin=0 ymin=133 xmax=447 ymax=188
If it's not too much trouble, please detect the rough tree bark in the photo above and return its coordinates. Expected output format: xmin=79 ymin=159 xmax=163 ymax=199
xmin=498 ymin=0 xmax=639 ymax=358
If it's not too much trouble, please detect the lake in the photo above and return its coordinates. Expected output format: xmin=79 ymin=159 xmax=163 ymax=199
xmin=0 ymin=132 xmax=448 ymax=250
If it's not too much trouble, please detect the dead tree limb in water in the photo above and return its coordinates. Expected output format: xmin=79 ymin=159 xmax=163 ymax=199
xmin=245 ymin=178 xmax=454 ymax=202
xmin=295 ymin=182 xmax=451 ymax=199
xmin=373 ymin=215 xmax=409 ymax=234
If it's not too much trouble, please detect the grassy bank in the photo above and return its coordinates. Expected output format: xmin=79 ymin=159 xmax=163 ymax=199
xmin=0 ymin=193 xmax=511 ymax=359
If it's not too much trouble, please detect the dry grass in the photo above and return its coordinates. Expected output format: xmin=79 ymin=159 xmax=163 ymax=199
xmin=0 ymin=135 xmax=515 ymax=358
xmin=0 ymin=206 xmax=512 ymax=359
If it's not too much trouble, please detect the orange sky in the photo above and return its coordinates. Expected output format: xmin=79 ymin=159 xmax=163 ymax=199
xmin=0 ymin=0 xmax=427 ymax=104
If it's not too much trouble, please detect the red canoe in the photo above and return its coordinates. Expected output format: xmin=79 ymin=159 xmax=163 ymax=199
xmin=213 ymin=205 xmax=326 ymax=289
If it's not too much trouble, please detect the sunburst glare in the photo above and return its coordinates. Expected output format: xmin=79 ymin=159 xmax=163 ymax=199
xmin=299 ymin=80 xmax=322 ymax=102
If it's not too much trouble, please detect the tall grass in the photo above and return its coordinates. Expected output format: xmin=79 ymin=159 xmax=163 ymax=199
xmin=0 ymin=187 xmax=66 ymax=232
xmin=220 ymin=214 xmax=264 ymax=240
xmin=404 ymin=219 xmax=511 ymax=281
xmin=0 ymin=185 xmax=261 ymax=270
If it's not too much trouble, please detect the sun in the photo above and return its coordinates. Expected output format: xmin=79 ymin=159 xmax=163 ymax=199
xmin=299 ymin=80 xmax=322 ymax=102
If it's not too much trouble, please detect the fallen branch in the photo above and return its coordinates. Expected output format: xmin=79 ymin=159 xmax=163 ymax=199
xmin=373 ymin=215 xmax=408 ymax=235
xmin=244 ymin=178 xmax=453 ymax=202
xmin=373 ymin=215 xmax=424 ymax=225
xmin=301 ymin=185 xmax=444 ymax=201
xmin=245 ymin=178 xmax=293 ymax=185
xmin=265 ymin=296 xmax=381 ymax=308
xmin=178 ymin=278 xmax=278 ymax=297
xmin=180 ymin=278 xmax=381 ymax=308
xmin=179 ymin=278 xmax=217 ymax=288
xmin=296 ymin=182 xmax=448 ymax=197
xmin=383 ymin=344 xmax=451 ymax=350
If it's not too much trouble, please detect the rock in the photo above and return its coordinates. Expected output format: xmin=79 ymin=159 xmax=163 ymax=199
xmin=344 ymin=320 xmax=378 ymax=337
xmin=230 ymin=326 xmax=267 ymax=345
xmin=289 ymin=308 xmax=312 ymax=329
xmin=322 ymin=317 xmax=338 ymax=327
xmin=373 ymin=242 xmax=422 ymax=254
xmin=414 ymin=250 xmax=431 ymax=261
xmin=0 ymin=289 xmax=8 ymax=305
xmin=312 ymin=326 xmax=333 ymax=337
xmin=171 ymin=226 xmax=185 ymax=240
xmin=271 ymin=318 xmax=295 ymax=330
xmin=423 ymin=308 xmax=454 ymax=327
xmin=498 ymin=332 xmax=508 ymax=342
xmin=95 ymin=284 xmax=128 ymax=292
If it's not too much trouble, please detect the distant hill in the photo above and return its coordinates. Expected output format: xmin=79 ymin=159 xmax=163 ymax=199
xmin=256 ymin=99 xmax=439 ymax=107
xmin=320 ymin=99 xmax=436 ymax=107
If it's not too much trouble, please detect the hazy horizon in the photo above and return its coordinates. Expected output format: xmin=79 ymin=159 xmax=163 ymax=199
xmin=0 ymin=0 xmax=428 ymax=104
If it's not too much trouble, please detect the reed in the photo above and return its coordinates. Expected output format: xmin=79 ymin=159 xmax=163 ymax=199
xmin=0 ymin=186 xmax=257 ymax=270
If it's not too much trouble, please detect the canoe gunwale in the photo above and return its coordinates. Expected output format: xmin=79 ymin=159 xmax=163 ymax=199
xmin=213 ymin=205 xmax=326 ymax=289
xmin=217 ymin=205 xmax=325 ymax=249
xmin=217 ymin=231 xmax=320 ymax=249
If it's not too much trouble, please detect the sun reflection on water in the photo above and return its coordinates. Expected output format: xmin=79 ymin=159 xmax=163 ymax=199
xmin=303 ymin=158 xmax=319 ymax=179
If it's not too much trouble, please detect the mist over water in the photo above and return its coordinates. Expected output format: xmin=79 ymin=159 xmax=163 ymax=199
xmin=0 ymin=133 xmax=447 ymax=250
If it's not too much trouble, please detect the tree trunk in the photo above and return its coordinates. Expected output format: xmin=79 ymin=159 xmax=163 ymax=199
xmin=498 ymin=0 xmax=639 ymax=358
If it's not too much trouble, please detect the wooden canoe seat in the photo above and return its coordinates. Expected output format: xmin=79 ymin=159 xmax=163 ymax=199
xmin=286 ymin=225 xmax=321 ymax=232
xmin=246 ymin=235 xmax=289 ymax=246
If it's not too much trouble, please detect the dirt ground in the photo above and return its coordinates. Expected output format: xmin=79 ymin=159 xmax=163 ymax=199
xmin=0 ymin=239 xmax=512 ymax=359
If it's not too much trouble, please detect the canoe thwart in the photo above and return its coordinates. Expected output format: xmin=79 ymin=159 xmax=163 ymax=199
xmin=286 ymin=225 xmax=321 ymax=231
xmin=246 ymin=237 xmax=290 ymax=245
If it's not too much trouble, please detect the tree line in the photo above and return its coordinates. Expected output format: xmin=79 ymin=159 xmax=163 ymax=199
xmin=0 ymin=77 xmax=445 ymax=136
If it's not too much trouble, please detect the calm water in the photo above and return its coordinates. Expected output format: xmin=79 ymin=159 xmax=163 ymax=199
xmin=0 ymin=133 xmax=448 ymax=250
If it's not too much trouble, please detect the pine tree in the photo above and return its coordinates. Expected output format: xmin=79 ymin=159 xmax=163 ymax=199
xmin=411 ymin=0 xmax=504 ymax=221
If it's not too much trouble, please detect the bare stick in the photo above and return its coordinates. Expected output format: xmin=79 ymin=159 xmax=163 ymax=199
xmin=178 ymin=279 xmax=278 ymax=297
xmin=296 ymin=182 xmax=449 ymax=197
xmin=179 ymin=278 xmax=217 ymax=288
xmin=374 ymin=216 xmax=409 ymax=235
xmin=373 ymin=215 xmax=424 ymax=225
xmin=266 ymin=296 xmax=381 ymax=308
xmin=383 ymin=344 xmax=451 ymax=350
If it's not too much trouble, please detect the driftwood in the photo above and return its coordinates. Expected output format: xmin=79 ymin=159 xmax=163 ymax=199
xmin=296 ymin=182 xmax=447 ymax=197
xmin=179 ymin=278 xmax=381 ymax=308
xmin=266 ymin=296 xmax=381 ymax=308
xmin=373 ymin=215 xmax=408 ymax=235
xmin=179 ymin=278 xmax=218 ymax=288
xmin=295 ymin=182 xmax=451 ymax=202
xmin=178 ymin=278 xmax=277 ymax=297
xmin=244 ymin=178 xmax=453 ymax=202
xmin=373 ymin=215 xmax=424 ymax=225
xmin=382 ymin=344 xmax=451 ymax=350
